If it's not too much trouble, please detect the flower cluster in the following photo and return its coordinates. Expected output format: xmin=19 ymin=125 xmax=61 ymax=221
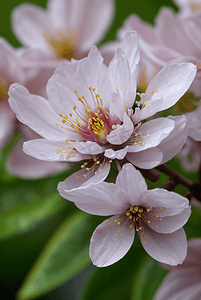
xmin=2 ymin=0 xmax=201 ymax=287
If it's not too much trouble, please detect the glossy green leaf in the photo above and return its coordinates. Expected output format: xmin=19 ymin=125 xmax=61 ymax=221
xmin=131 ymin=257 xmax=168 ymax=300
xmin=18 ymin=212 xmax=103 ymax=300
xmin=0 ymin=203 xmax=73 ymax=299
xmin=0 ymin=188 xmax=66 ymax=239
xmin=0 ymin=147 xmax=80 ymax=240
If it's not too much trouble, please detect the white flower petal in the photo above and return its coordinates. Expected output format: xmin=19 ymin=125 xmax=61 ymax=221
xmin=108 ymin=47 xmax=132 ymax=113
xmin=116 ymin=163 xmax=147 ymax=205
xmin=146 ymin=62 xmax=197 ymax=113
xmin=89 ymin=216 xmax=135 ymax=267
xmin=104 ymin=147 xmax=129 ymax=160
xmin=128 ymin=118 xmax=175 ymax=152
xmin=126 ymin=147 xmax=163 ymax=169
xmin=71 ymin=141 xmax=105 ymax=155
xmin=119 ymin=30 xmax=140 ymax=88
xmin=12 ymin=4 xmax=51 ymax=50
xmin=142 ymin=188 xmax=190 ymax=212
xmin=8 ymin=83 xmax=74 ymax=140
xmin=145 ymin=207 xmax=191 ymax=234
xmin=23 ymin=139 xmax=91 ymax=162
xmin=158 ymin=115 xmax=189 ymax=164
xmin=78 ymin=0 xmax=115 ymax=51
xmin=6 ymin=134 xmax=67 ymax=179
xmin=65 ymin=183 xmax=128 ymax=216
xmin=106 ymin=113 xmax=134 ymax=145
xmin=139 ymin=225 xmax=187 ymax=265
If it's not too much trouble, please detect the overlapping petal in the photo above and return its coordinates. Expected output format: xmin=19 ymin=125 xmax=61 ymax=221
xmin=139 ymin=226 xmax=187 ymax=265
xmin=89 ymin=216 xmax=135 ymax=267
xmin=133 ymin=63 xmax=197 ymax=123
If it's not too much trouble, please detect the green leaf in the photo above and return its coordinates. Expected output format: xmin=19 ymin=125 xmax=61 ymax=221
xmin=131 ymin=257 xmax=168 ymax=300
xmin=0 ymin=188 xmax=66 ymax=240
xmin=81 ymin=236 xmax=147 ymax=300
xmin=0 ymin=206 xmax=72 ymax=294
xmin=0 ymin=157 xmax=80 ymax=240
xmin=18 ymin=212 xmax=103 ymax=300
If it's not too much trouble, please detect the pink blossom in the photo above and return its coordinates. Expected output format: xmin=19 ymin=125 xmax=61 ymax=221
xmin=58 ymin=163 xmax=191 ymax=267
xmin=12 ymin=0 xmax=114 ymax=60
xmin=177 ymin=105 xmax=201 ymax=171
xmin=174 ymin=0 xmax=201 ymax=17
xmin=0 ymin=38 xmax=26 ymax=148
xmin=108 ymin=8 xmax=201 ymax=96
xmin=0 ymin=38 xmax=66 ymax=178
xmin=8 ymin=31 xmax=196 ymax=183
xmin=154 ymin=238 xmax=201 ymax=300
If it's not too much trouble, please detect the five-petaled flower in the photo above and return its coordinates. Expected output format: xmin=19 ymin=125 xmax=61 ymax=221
xmin=58 ymin=163 xmax=191 ymax=267
xmin=8 ymin=31 xmax=196 ymax=185
xmin=12 ymin=0 xmax=114 ymax=60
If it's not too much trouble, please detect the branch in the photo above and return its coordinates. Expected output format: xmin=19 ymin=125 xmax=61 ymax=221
xmin=155 ymin=164 xmax=193 ymax=188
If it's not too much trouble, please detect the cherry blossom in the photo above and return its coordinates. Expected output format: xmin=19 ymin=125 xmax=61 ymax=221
xmin=177 ymin=104 xmax=201 ymax=171
xmin=58 ymin=163 xmax=191 ymax=267
xmin=0 ymin=38 xmax=65 ymax=178
xmin=12 ymin=0 xmax=114 ymax=60
xmin=154 ymin=238 xmax=201 ymax=300
xmin=174 ymin=0 xmax=201 ymax=17
xmin=109 ymin=8 xmax=201 ymax=96
xmin=8 ymin=31 xmax=196 ymax=183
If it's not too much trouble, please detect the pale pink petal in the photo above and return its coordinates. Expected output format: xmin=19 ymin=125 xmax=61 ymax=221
xmin=8 ymin=83 xmax=77 ymax=140
xmin=89 ymin=216 xmax=135 ymax=267
xmin=75 ymin=0 xmax=115 ymax=52
xmin=58 ymin=163 xmax=110 ymax=200
xmin=126 ymin=147 xmax=163 ymax=169
xmin=0 ymin=38 xmax=25 ymax=84
xmin=47 ymin=0 xmax=73 ymax=29
xmin=117 ymin=15 xmax=158 ymax=46
xmin=71 ymin=141 xmax=105 ymax=155
xmin=156 ymin=8 xmax=198 ymax=56
xmin=158 ymin=115 xmax=189 ymax=164
xmin=59 ymin=181 xmax=128 ymax=216
xmin=147 ymin=62 xmax=196 ymax=111
xmin=0 ymin=102 xmax=15 ymax=148
xmin=154 ymin=270 xmax=201 ymax=300
xmin=187 ymin=105 xmax=201 ymax=141
xmin=47 ymin=52 xmax=109 ymax=115
xmin=104 ymin=146 xmax=129 ymax=160
xmin=12 ymin=4 xmax=51 ymax=50
xmin=134 ymin=63 xmax=197 ymax=123
xmin=142 ymin=189 xmax=190 ymax=213
xmin=23 ymin=139 xmax=91 ymax=162
xmin=139 ymin=225 xmax=187 ymax=265
xmin=145 ymin=207 xmax=191 ymax=234
xmin=184 ymin=238 xmax=201 ymax=266
xmin=128 ymin=118 xmax=175 ymax=152
xmin=116 ymin=163 xmax=147 ymax=205
xmin=119 ymin=30 xmax=140 ymax=89
xmin=132 ymin=97 xmax=163 ymax=124
xmin=108 ymin=48 xmax=132 ymax=114
xmin=109 ymin=90 xmax=125 ymax=121
xmin=106 ymin=113 xmax=134 ymax=145
xmin=6 ymin=135 xmax=67 ymax=178
xmin=48 ymin=0 xmax=114 ymax=51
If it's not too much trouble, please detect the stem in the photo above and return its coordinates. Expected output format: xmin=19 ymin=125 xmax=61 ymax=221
xmin=138 ymin=168 xmax=160 ymax=183
xmin=161 ymin=179 xmax=177 ymax=191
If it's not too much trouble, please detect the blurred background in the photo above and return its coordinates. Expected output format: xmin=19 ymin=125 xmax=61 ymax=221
xmin=0 ymin=0 xmax=200 ymax=299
